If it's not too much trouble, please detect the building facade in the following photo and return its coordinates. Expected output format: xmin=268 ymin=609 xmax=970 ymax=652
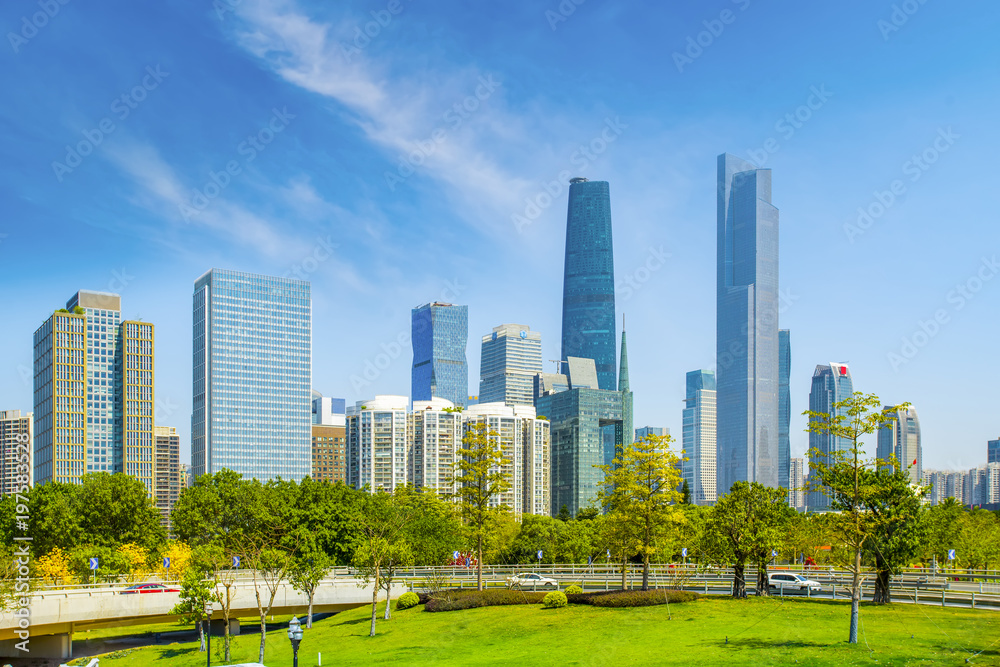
xmin=635 ymin=426 xmax=669 ymax=442
xmin=877 ymin=406 xmax=922 ymax=484
xmin=411 ymin=302 xmax=468 ymax=407
xmin=789 ymin=457 xmax=805 ymax=511
xmin=716 ymin=154 xmax=780 ymax=496
xmin=1 ymin=410 xmax=32 ymax=495
xmin=153 ymin=426 xmax=180 ymax=533
xmin=192 ymin=269 xmax=312 ymax=482
xmin=807 ymin=363 xmax=854 ymax=511
xmin=560 ymin=178 xmax=617 ymax=392
xmin=180 ymin=463 xmax=192 ymax=489
xmin=988 ymin=438 xmax=1000 ymax=464
xmin=311 ymin=424 xmax=346 ymax=484
xmin=617 ymin=324 xmax=633 ymax=454
xmin=479 ymin=324 xmax=542 ymax=406
xmin=682 ymin=370 xmax=717 ymax=505
xmin=346 ymin=395 xmax=409 ymax=493
xmin=778 ymin=329 xmax=791 ymax=491
xmin=408 ymin=398 xmax=462 ymax=498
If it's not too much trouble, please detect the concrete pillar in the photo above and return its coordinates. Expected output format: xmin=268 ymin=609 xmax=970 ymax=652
xmin=209 ymin=618 xmax=240 ymax=636
xmin=0 ymin=633 xmax=72 ymax=659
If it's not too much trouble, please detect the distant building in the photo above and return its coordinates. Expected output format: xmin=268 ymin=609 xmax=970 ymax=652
xmin=153 ymin=426 xmax=181 ymax=534
xmin=965 ymin=463 xmax=1000 ymax=507
xmin=635 ymin=426 xmax=669 ymax=442
xmin=617 ymin=322 xmax=633 ymax=453
xmin=479 ymin=324 xmax=542 ymax=406
xmin=877 ymin=406 xmax=922 ymax=484
xmin=192 ymin=269 xmax=312 ymax=482
xmin=1 ymin=410 xmax=32 ymax=495
xmin=312 ymin=391 xmax=346 ymax=427
xmin=411 ymin=302 xmax=468 ymax=407
xmin=311 ymin=423 xmax=346 ymax=485
xmin=807 ymin=363 xmax=853 ymax=511
xmin=682 ymin=370 xmax=717 ymax=505
xmin=408 ymin=398 xmax=463 ymax=498
xmin=346 ymin=396 xmax=409 ymax=493
xmin=180 ymin=463 xmax=192 ymax=489
xmin=789 ymin=457 xmax=805 ymax=511
xmin=988 ymin=437 xmax=1000 ymax=464
xmin=778 ymin=329 xmax=791 ymax=491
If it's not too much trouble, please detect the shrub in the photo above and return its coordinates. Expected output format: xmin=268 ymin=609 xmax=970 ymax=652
xmin=396 ymin=592 xmax=420 ymax=610
xmin=542 ymin=591 xmax=568 ymax=609
xmin=564 ymin=584 xmax=583 ymax=595
xmin=425 ymin=589 xmax=546 ymax=612
xmin=567 ymin=589 xmax=699 ymax=608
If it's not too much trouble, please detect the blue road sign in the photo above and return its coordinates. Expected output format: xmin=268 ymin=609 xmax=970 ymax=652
xmin=772 ymin=549 xmax=778 ymax=558
xmin=537 ymin=550 xmax=543 ymax=560
xmin=948 ymin=549 xmax=956 ymax=560
xmin=588 ymin=556 xmax=593 ymax=565
xmin=681 ymin=548 xmax=688 ymax=558
xmin=453 ymin=550 xmax=459 ymax=560
xmin=163 ymin=557 xmax=171 ymax=569
xmin=606 ymin=549 xmax=610 ymax=559
xmin=232 ymin=556 xmax=240 ymax=568
xmin=89 ymin=557 xmax=98 ymax=570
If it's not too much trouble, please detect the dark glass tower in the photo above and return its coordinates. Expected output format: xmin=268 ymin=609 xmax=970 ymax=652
xmin=560 ymin=178 xmax=617 ymax=391
xmin=411 ymin=302 xmax=468 ymax=407
xmin=778 ymin=329 xmax=791 ymax=491
xmin=716 ymin=154 xmax=780 ymax=496
xmin=615 ymin=318 xmax=633 ymax=461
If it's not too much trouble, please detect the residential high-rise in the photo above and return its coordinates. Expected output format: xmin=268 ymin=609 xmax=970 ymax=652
xmin=716 ymin=154 xmax=780 ymax=496
xmin=311 ymin=424 xmax=346 ymax=485
xmin=312 ymin=392 xmax=346 ymax=426
xmin=560 ymin=178 xmax=617 ymax=391
xmin=807 ymin=363 xmax=853 ymax=511
xmin=408 ymin=398 xmax=463 ymax=498
xmin=617 ymin=321 xmax=633 ymax=454
xmin=989 ymin=438 xmax=1000 ymax=464
xmin=479 ymin=324 xmax=542 ymax=406
xmin=33 ymin=291 xmax=155 ymax=490
xmin=1 ymin=410 xmax=33 ymax=495
xmin=192 ymin=270 xmax=312 ymax=482
xmin=411 ymin=303 xmax=469 ymax=407
xmin=964 ymin=464 xmax=1000 ymax=507
xmin=789 ymin=457 xmax=805 ymax=511
xmin=877 ymin=406 xmax=922 ymax=484
xmin=682 ymin=370 xmax=717 ymax=506
xmin=535 ymin=357 xmax=623 ymax=517
xmin=180 ymin=463 xmax=191 ymax=489
xmin=153 ymin=426 xmax=180 ymax=534
xmin=346 ymin=395 xmax=408 ymax=492
xmin=778 ymin=329 xmax=791 ymax=491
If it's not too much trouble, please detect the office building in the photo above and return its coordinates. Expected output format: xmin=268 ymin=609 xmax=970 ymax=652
xmin=778 ymin=329 xmax=791 ymax=490
xmin=535 ymin=357 xmax=623 ymax=517
xmin=716 ymin=154 xmax=780 ymax=496
xmin=682 ymin=370 xmax=717 ymax=506
xmin=346 ymin=395 xmax=408 ymax=492
xmin=989 ymin=438 xmax=1000 ymax=464
xmin=617 ymin=322 xmax=633 ymax=454
xmin=312 ymin=391 xmax=346 ymax=427
xmin=411 ymin=302 xmax=469 ymax=407
xmin=479 ymin=324 xmax=542 ymax=406
xmin=635 ymin=426 xmax=669 ymax=442
xmin=877 ymin=406 xmax=922 ymax=484
xmin=408 ymin=398 xmax=463 ymax=498
xmin=807 ymin=363 xmax=854 ymax=511
xmin=560 ymin=178 xmax=617 ymax=391
xmin=153 ymin=426 xmax=180 ymax=533
xmin=33 ymin=290 xmax=155 ymax=490
xmin=192 ymin=269 xmax=312 ymax=482
xmin=311 ymin=423 xmax=346 ymax=485
xmin=789 ymin=457 xmax=805 ymax=511
xmin=1 ymin=410 xmax=33 ymax=495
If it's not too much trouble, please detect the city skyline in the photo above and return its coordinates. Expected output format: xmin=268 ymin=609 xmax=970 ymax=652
xmin=2 ymin=2 xmax=998 ymax=474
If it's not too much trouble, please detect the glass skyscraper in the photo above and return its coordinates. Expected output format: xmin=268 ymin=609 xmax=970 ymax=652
xmin=560 ymin=178 xmax=617 ymax=391
xmin=411 ymin=302 xmax=469 ymax=407
xmin=807 ymin=363 xmax=853 ymax=511
xmin=716 ymin=154 xmax=780 ymax=496
xmin=616 ymin=323 xmax=633 ymax=454
xmin=877 ymin=406 xmax=922 ymax=484
xmin=479 ymin=324 xmax=542 ymax=406
xmin=988 ymin=438 xmax=999 ymax=464
xmin=191 ymin=269 xmax=312 ymax=482
xmin=778 ymin=329 xmax=791 ymax=491
xmin=682 ymin=370 xmax=717 ymax=506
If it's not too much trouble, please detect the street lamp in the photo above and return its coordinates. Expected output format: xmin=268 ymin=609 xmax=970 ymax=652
xmin=287 ymin=615 xmax=303 ymax=667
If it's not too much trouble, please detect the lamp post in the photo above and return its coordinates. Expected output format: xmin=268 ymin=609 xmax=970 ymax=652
xmin=287 ymin=615 xmax=303 ymax=667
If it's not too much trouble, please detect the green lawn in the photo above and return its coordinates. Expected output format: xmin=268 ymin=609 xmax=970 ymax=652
xmin=70 ymin=597 xmax=998 ymax=666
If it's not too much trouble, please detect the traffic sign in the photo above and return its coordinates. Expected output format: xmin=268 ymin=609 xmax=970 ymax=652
xmin=453 ymin=550 xmax=459 ymax=560
xmin=232 ymin=556 xmax=240 ymax=568
xmin=588 ymin=556 xmax=593 ymax=565
xmin=771 ymin=549 xmax=778 ymax=558
xmin=948 ymin=549 xmax=956 ymax=560
xmin=681 ymin=548 xmax=688 ymax=558
xmin=89 ymin=557 xmax=99 ymax=570
xmin=163 ymin=557 xmax=170 ymax=569
xmin=606 ymin=549 xmax=610 ymax=559
xmin=537 ymin=550 xmax=543 ymax=560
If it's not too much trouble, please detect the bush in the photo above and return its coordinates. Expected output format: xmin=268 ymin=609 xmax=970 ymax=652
xmin=542 ymin=591 xmax=568 ymax=609
xmin=567 ymin=589 xmax=699 ymax=608
xmin=564 ymin=584 xmax=583 ymax=595
xmin=396 ymin=592 xmax=420 ymax=610
xmin=425 ymin=589 xmax=546 ymax=612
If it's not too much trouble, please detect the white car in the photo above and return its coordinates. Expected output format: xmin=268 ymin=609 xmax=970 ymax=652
xmin=506 ymin=573 xmax=558 ymax=589
xmin=768 ymin=572 xmax=821 ymax=592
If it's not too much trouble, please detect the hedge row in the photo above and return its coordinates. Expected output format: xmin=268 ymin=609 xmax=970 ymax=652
xmin=424 ymin=589 xmax=546 ymax=612
xmin=567 ymin=589 xmax=700 ymax=607
xmin=420 ymin=588 xmax=699 ymax=612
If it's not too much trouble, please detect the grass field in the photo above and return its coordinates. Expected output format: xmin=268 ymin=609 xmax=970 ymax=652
xmin=68 ymin=597 xmax=999 ymax=666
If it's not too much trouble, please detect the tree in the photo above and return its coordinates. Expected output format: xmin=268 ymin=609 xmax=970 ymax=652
xmin=599 ymin=510 xmax=641 ymax=589
xmin=596 ymin=434 xmax=684 ymax=591
xmin=75 ymin=473 xmax=165 ymax=550
xmin=26 ymin=482 xmax=82 ymax=556
xmin=198 ymin=545 xmax=238 ymax=663
xmin=860 ymin=467 xmax=926 ymax=603
xmin=171 ymin=568 xmax=213 ymax=652
xmin=116 ymin=543 xmax=150 ymax=583
xmin=680 ymin=479 xmax=691 ymax=505
xmin=288 ymin=538 xmax=332 ymax=629
xmin=35 ymin=547 xmax=75 ymax=586
xmin=509 ymin=515 xmax=565 ymax=564
xmin=954 ymin=510 xmax=1000 ymax=571
xmin=924 ymin=498 xmax=965 ymax=565
xmin=805 ymin=391 xmax=909 ymax=644
xmin=454 ymin=421 xmax=511 ymax=591
xmin=352 ymin=492 xmax=413 ymax=637
xmin=557 ymin=505 xmax=572 ymax=522
xmin=159 ymin=541 xmax=193 ymax=581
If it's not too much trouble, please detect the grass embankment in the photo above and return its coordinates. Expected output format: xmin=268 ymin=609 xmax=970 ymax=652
xmin=71 ymin=597 xmax=998 ymax=666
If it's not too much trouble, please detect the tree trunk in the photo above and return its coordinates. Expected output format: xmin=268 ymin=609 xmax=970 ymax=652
xmin=872 ymin=556 xmax=891 ymax=605
xmin=258 ymin=611 xmax=267 ymax=664
xmin=197 ymin=619 xmax=205 ymax=652
xmin=307 ymin=590 xmax=314 ymax=629
xmin=732 ymin=562 xmax=747 ymax=599
xmin=621 ymin=561 xmax=627 ymax=590
xmin=224 ymin=617 xmax=231 ymax=662
xmin=642 ymin=556 xmax=649 ymax=591
xmin=384 ymin=581 xmax=392 ymax=620
xmin=756 ymin=563 xmax=769 ymax=596
xmin=848 ymin=548 xmax=860 ymax=644
xmin=477 ymin=533 xmax=483 ymax=592
xmin=370 ymin=566 xmax=380 ymax=637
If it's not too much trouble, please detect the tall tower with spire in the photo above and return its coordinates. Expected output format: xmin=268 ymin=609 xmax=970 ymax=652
xmin=615 ymin=315 xmax=634 ymax=458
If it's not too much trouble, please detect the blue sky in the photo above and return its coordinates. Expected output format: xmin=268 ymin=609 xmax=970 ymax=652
xmin=2 ymin=0 xmax=998 ymax=471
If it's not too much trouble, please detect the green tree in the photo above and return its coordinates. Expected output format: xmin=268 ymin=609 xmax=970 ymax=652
xmin=599 ymin=510 xmax=641 ymax=589
xmin=556 ymin=504 xmax=571 ymax=522
xmin=394 ymin=486 xmax=464 ymax=566
xmin=954 ymin=510 xmax=1000 ymax=571
xmin=454 ymin=421 xmax=511 ymax=591
xmin=75 ymin=473 xmax=165 ymax=550
xmin=924 ymin=498 xmax=964 ymax=565
xmin=171 ymin=568 xmax=213 ymax=652
xmin=288 ymin=537 xmax=332 ymax=629
xmin=26 ymin=482 xmax=82 ymax=556
xmin=805 ymin=391 xmax=909 ymax=644
xmin=352 ymin=492 xmax=414 ymax=637
xmin=509 ymin=515 xmax=565 ymax=564
xmin=860 ymin=466 xmax=926 ymax=603
xmin=596 ymin=434 xmax=683 ymax=591
xmin=680 ymin=479 xmax=691 ymax=505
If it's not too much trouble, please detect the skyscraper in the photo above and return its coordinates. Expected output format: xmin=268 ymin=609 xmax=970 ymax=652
xmin=635 ymin=426 xmax=669 ymax=442
xmin=33 ymin=290 xmax=154 ymax=490
xmin=617 ymin=321 xmax=633 ymax=453
xmin=807 ymin=363 xmax=853 ymax=511
xmin=682 ymin=370 xmax=717 ymax=506
xmin=479 ymin=324 xmax=542 ymax=406
xmin=192 ymin=269 xmax=312 ymax=482
xmin=408 ymin=398 xmax=463 ymax=499
xmin=716 ymin=154 xmax=780 ymax=496
xmin=1 ymin=410 xmax=32 ymax=495
xmin=153 ymin=426 xmax=180 ymax=534
xmin=778 ymin=329 xmax=791 ymax=491
xmin=877 ymin=406 xmax=922 ymax=484
xmin=789 ymin=457 xmax=805 ymax=511
xmin=560 ymin=178 xmax=617 ymax=391
xmin=989 ymin=438 xmax=1000 ymax=464
xmin=346 ymin=395 xmax=408 ymax=492
xmin=411 ymin=302 xmax=469 ymax=407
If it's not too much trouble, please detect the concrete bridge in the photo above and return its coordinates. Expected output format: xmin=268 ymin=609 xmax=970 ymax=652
xmin=0 ymin=576 xmax=403 ymax=660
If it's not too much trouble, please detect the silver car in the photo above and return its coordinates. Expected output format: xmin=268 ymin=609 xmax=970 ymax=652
xmin=506 ymin=573 xmax=559 ymax=590
xmin=768 ymin=572 xmax=821 ymax=592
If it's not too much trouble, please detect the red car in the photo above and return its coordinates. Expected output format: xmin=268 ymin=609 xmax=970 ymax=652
xmin=120 ymin=583 xmax=181 ymax=594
